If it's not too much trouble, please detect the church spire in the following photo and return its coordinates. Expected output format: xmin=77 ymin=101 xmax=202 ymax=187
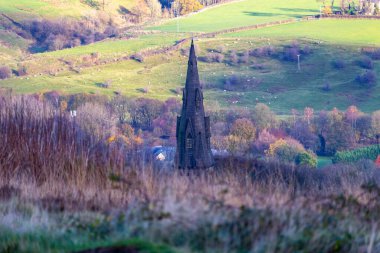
xmin=175 ymin=40 xmax=214 ymax=170
xmin=185 ymin=39 xmax=201 ymax=89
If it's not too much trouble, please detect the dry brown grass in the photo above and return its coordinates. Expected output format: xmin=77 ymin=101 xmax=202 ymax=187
xmin=2 ymin=95 xmax=380 ymax=252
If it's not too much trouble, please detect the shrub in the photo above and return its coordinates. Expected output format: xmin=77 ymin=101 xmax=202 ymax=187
xmin=229 ymin=50 xmax=238 ymax=65
xmin=296 ymin=152 xmax=317 ymax=168
xmin=223 ymin=74 xmax=260 ymax=91
xmin=84 ymin=0 xmax=100 ymax=9
xmin=16 ymin=65 xmax=28 ymax=76
xmin=139 ymin=87 xmax=149 ymax=93
xmin=204 ymin=53 xmax=224 ymax=63
xmin=301 ymin=45 xmax=312 ymax=55
xmin=224 ymin=75 xmax=240 ymax=91
xmin=19 ymin=17 xmax=119 ymax=52
xmin=215 ymin=45 xmax=226 ymax=54
xmin=322 ymin=81 xmax=331 ymax=92
xmin=283 ymin=47 xmax=299 ymax=62
xmin=356 ymin=71 xmax=377 ymax=87
xmin=251 ymin=63 xmax=265 ymax=70
xmin=132 ymin=53 xmax=144 ymax=62
xmin=0 ymin=66 xmax=11 ymax=79
xmin=239 ymin=51 xmax=250 ymax=64
xmin=331 ymin=59 xmax=346 ymax=69
xmin=367 ymin=49 xmax=380 ymax=60
xmin=267 ymin=138 xmax=317 ymax=168
xmin=250 ymin=46 xmax=275 ymax=57
xmin=101 ymin=80 xmax=112 ymax=88
xmin=254 ymin=129 xmax=277 ymax=154
xmin=332 ymin=145 xmax=380 ymax=164
xmin=322 ymin=5 xmax=332 ymax=15
xmin=129 ymin=98 xmax=163 ymax=130
xmin=77 ymin=102 xmax=117 ymax=139
xmin=356 ymin=57 xmax=374 ymax=69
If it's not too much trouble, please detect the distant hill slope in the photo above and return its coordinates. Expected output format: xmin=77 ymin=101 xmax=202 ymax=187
xmin=0 ymin=0 xmax=136 ymax=20
xmin=0 ymin=0 xmax=379 ymax=114
xmin=151 ymin=0 xmax=320 ymax=32
xmin=0 ymin=0 xmax=138 ymax=56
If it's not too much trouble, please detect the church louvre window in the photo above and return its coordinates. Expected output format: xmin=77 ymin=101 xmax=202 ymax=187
xmin=195 ymin=89 xmax=201 ymax=109
xmin=186 ymin=136 xmax=193 ymax=149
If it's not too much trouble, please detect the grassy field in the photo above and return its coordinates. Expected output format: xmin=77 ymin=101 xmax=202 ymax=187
xmin=197 ymin=38 xmax=380 ymax=113
xmin=2 ymin=36 xmax=379 ymax=113
xmin=41 ymin=33 xmax=181 ymax=58
xmin=0 ymin=0 xmax=380 ymax=114
xmin=223 ymin=19 xmax=380 ymax=46
xmin=151 ymin=0 xmax=320 ymax=32
xmin=0 ymin=0 xmax=136 ymax=18
xmin=0 ymin=57 xmax=181 ymax=98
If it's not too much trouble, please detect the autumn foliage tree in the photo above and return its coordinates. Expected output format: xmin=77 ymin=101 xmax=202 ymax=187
xmin=303 ymin=107 xmax=314 ymax=125
xmin=322 ymin=108 xmax=356 ymax=155
xmin=132 ymin=0 xmax=151 ymax=22
xmin=228 ymin=118 xmax=256 ymax=154
xmin=253 ymin=103 xmax=277 ymax=131
xmin=172 ymin=0 xmax=203 ymax=15
xmin=146 ymin=0 xmax=163 ymax=18
xmin=253 ymin=129 xmax=277 ymax=154
xmin=345 ymin=105 xmax=360 ymax=129
xmin=289 ymin=120 xmax=319 ymax=152
xmin=230 ymin=118 xmax=256 ymax=142
xmin=372 ymin=110 xmax=380 ymax=136
xmin=0 ymin=66 xmax=11 ymax=80
xmin=267 ymin=138 xmax=317 ymax=168
xmin=376 ymin=155 xmax=380 ymax=168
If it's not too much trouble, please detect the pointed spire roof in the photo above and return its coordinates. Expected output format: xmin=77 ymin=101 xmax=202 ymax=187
xmin=185 ymin=39 xmax=200 ymax=89
xmin=189 ymin=39 xmax=197 ymax=65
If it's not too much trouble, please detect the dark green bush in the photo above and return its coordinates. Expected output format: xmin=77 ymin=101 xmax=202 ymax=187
xmin=332 ymin=145 xmax=380 ymax=164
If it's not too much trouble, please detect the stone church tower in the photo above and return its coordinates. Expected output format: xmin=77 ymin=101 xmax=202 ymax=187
xmin=176 ymin=40 xmax=214 ymax=169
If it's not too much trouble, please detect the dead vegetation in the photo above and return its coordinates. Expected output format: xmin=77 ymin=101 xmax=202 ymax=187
xmin=1 ymin=95 xmax=380 ymax=252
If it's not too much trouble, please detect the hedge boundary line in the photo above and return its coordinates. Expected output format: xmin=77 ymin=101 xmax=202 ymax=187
xmin=130 ymin=18 xmax=299 ymax=60
xmin=65 ymin=14 xmax=380 ymax=70
xmin=321 ymin=14 xmax=380 ymax=20
xmin=133 ymin=14 xmax=380 ymax=61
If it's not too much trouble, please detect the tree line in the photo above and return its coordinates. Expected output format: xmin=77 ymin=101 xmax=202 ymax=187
xmin=318 ymin=0 xmax=380 ymax=15
xmin=8 ymin=91 xmax=378 ymax=169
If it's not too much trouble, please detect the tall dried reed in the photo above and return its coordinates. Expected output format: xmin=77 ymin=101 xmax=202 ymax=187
xmin=0 ymin=95 xmax=125 ymax=188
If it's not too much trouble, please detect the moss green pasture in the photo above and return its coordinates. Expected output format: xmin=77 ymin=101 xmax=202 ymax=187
xmin=40 ymin=33 xmax=181 ymax=59
xmin=151 ymin=0 xmax=320 ymax=32
xmin=4 ymin=33 xmax=181 ymax=79
xmin=0 ymin=0 xmax=84 ymax=18
xmin=2 ymin=37 xmax=380 ymax=113
xmin=1 ymin=0 xmax=379 ymax=113
xmin=0 ymin=0 xmax=136 ymax=18
xmin=197 ymin=38 xmax=380 ymax=113
xmin=0 ymin=56 xmax=182 ymax=98
xmin=223 ymin=19 xmax=380 ymax=46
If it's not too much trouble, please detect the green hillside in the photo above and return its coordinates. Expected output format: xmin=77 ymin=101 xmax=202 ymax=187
xmin=152 ymin=0 xmax=320 ymax=32
xmin=0 ymin=0 xmax=379 ymax=114
xmin=0 ymin=0 xmax=136 ymax=19
xmin=224 ymin=19 xmax=380 ymax=46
